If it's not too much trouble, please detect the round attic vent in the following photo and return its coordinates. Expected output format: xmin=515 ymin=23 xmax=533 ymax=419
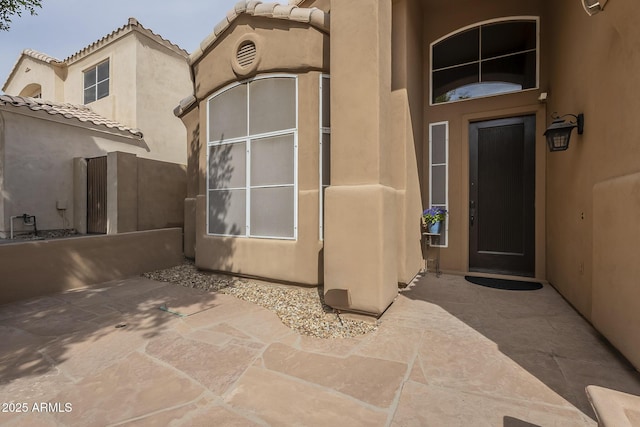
xmin=236 ymin=41 xmax=257 ymax=68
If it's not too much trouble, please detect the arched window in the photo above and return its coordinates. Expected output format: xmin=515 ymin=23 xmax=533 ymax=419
xmin=431 ymin=18 xmax=538 ymax=104
xmin=19 ymin=83 xmax=42 ymax=98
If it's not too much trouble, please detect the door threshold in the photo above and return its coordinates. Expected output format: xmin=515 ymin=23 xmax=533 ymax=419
xmin=466 ymin=271 xmax=547 ymax=284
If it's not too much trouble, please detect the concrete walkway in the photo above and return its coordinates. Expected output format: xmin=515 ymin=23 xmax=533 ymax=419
xmin=1 ymin=273 xmax=639 ymax=426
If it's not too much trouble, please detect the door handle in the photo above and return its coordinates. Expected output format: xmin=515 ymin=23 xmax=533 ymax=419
xmin=470 ymin=200 xmax=476 ymax=227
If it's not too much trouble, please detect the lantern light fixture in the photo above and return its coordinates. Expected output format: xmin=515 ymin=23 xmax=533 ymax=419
xmin=544 ymin=113 xmax=584 ymax=152
xmin=582 ymin=0 xmax=608 ymax=16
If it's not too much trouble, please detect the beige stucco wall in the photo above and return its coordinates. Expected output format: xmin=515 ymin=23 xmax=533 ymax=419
xmin=421 ymin=0 xmax=548 ymax=279
xmin=65 ymin=35 xmax=138 ymax=130
xmin=324 ymin=0 xmax=401 ymax=315
xmin=107 ymin=151 xmax=138 ymax=234
xmin=180 ymin=107 xmax=200 ymax=259
xmin=392 ymin=0 xmax=426 ymax=285
xmin=0 ymin=228 xmax=183 ymax=305
xmin=543 ymin=0 xmax=640 ymax=368
xmin=4 ymin=30 xmax=190 ymax=165
xmin=0 ymin=109 xmax=148 ymax=235
xmin=592 ymin=174 xmax=640 ymax=370
xmin=188 ymin=16 xmax=328 ymax=285
xmin=134 ymin=32 xmax=192 ymax=164
xmin=3 ymin=56 xmax=64 ymax=101
xmin=137 ymin=157 xmax=186 ymax=231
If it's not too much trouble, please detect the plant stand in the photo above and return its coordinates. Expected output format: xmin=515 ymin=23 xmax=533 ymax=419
xmin=422 ymin=232 xmax=441 ymax=277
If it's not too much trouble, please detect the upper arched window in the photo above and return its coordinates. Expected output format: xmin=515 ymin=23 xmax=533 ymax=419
xmin=431 ymin=18 xmax=538 ymax=104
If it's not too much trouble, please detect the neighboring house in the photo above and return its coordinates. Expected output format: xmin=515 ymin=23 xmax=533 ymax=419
xmin=0 ymin=95 xmax=186 ymax=238
xmin=176 ymin=0 xmax=640 ymax=370
xmin=2 ymin=18 xmax=192 ymax=164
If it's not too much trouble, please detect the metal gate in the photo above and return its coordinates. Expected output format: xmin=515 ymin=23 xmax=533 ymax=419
xmin=87 ymin=156 xmax=107 ymax=234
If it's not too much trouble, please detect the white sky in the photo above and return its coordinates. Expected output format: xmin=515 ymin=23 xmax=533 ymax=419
xmin=0 ymin=0 xmax=242 ymax=92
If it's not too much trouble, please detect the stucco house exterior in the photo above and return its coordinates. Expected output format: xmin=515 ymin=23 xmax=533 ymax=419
xmin=0 ymin=95 xmax=186 ymax=238
xmin=2 ymin=18 xmax=192 ymax=164
xmin=0 ymin=19 xmax=191 ymax=238
xmin=175 ymin=0 xmax=640 ymax=370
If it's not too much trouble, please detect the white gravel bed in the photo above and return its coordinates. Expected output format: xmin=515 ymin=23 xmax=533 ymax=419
xmin=143 ymin=260 xmax=377 ymax=339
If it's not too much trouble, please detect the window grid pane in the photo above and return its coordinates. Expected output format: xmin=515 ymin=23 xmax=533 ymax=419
xmin=208 ymin=189 xmax=246 ymax=236
xmin=249 ymin=77 xmax=296 ymax=135
xmin=208 ymin=84 xmax=248 ymax=142
xmin=208 ymin=142 xmax=247 ymax=189
xmin=250 ymin=186 xmax=295 ymax=238
xmin=250 ymin=134 xmax=295 ymax=186
xmin=83 ymin=61 xmax=109 ymax=104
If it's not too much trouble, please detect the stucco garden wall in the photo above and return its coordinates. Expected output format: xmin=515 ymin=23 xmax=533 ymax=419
xmin=0 ymin=228 xmax=182 ymax=305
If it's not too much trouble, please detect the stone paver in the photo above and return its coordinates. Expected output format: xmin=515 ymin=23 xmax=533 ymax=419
xmin=1 ymin=273 xmax=640 ymax=426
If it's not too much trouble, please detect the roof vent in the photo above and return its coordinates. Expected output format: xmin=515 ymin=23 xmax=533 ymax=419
xmin=236 ymin=41 xmax=257 ymax=68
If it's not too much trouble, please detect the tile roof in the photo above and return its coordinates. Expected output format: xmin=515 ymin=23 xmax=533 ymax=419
xmin=3 ymin=18 xmax=187 ymax=92
xmin=21 ymin=49 xmax=64 ymax=65
xmin=190 ymin=0 xmax=330 ymax=65
xmin=65 ymin=18 xmax=188 ymax=64
xmin=0 ymin=95 xmax=143 ymax=139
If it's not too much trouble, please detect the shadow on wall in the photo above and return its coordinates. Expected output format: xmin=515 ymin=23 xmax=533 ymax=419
xmin=0 ymin=275 xmax=224 ymax=392
xmin=200 ymin=137 xmax=237 ymax=273
xmin=402 ymin=274 xmax=640 ymax=421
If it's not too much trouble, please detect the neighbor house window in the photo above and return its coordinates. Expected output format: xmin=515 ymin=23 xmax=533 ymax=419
xmin=319 ymin=74 xmax=330 ymax=240
xmin=207 ymin=74 xmax=297 ymax=239
xmin=84 ymin=60 xmax=109 ymax=104
xmin=431 ymin=18 xmax=538 ymax=104
xmin=429 ymin=122 xmax=448 ymax=247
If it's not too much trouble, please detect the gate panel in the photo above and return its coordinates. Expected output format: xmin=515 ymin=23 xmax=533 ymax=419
xmin=87 ymin=156 xmax=107 ymax=234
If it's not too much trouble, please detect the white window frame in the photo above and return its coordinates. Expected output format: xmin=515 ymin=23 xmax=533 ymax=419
xmin=429 ymin=16 xmax=540 ymax=106
xmin=429 ymin=121 xmax=449 ymax=248
xmin=319 ymin=74 xmax=330 ymax=240
xmin=83 ymin=59 xmax=110 ymax=104
xmin=206 ymin=73 xmax=299 ymax=240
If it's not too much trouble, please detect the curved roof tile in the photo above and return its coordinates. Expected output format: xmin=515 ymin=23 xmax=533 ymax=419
xmin=65 ymin=17 xmax=188 ymax=64
xmin=22 ymin=49 xmax=64 ymax=65
xmin=190 ymin=0 xmax=329 ymax=65
xmin=0 ymin=95 xmax=143 ymax=139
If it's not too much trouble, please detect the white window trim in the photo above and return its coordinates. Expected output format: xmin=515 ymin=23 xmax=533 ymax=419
xmin=83 ymin=59 xmax=110 ymax=104
xmin=429 ymin=121 xmax=449 ymax=248
xmin=429 ymin=16 xmax=540 ymax=106
xmin=206 ymin=73 xmax=299 ymax=240
xmin=319 ymin=74 xmax=330 ymax=241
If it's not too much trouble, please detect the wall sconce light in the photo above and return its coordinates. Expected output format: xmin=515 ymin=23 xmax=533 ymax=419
xmin=582 ymin=0 xmax=608 ymax=16
xmin=544 ymin=113 xmax=584 ymax=152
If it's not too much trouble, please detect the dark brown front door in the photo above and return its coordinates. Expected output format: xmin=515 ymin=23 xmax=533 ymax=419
xmin=469 ymin=116 xmax=535 ymax=277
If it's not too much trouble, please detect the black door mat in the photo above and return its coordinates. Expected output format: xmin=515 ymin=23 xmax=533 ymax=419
xmin=464 ymin=276 xmax=543 ymax=291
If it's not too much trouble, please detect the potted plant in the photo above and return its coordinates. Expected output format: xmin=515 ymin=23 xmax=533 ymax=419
xmin=422 ymin=207 xmax=447 ymax=234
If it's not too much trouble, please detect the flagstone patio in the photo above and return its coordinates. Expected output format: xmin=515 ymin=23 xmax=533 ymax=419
xmin=1 ymin=273 xmax=639 ymax=426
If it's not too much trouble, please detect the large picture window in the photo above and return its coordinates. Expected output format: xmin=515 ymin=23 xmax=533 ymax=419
xmin=207 ymin=75 xmax=297 ymax=239
xmin=431 ymin=18 xmax=538 ymax=104
xmin=84 ymin=60 xmax=109 ymax=104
